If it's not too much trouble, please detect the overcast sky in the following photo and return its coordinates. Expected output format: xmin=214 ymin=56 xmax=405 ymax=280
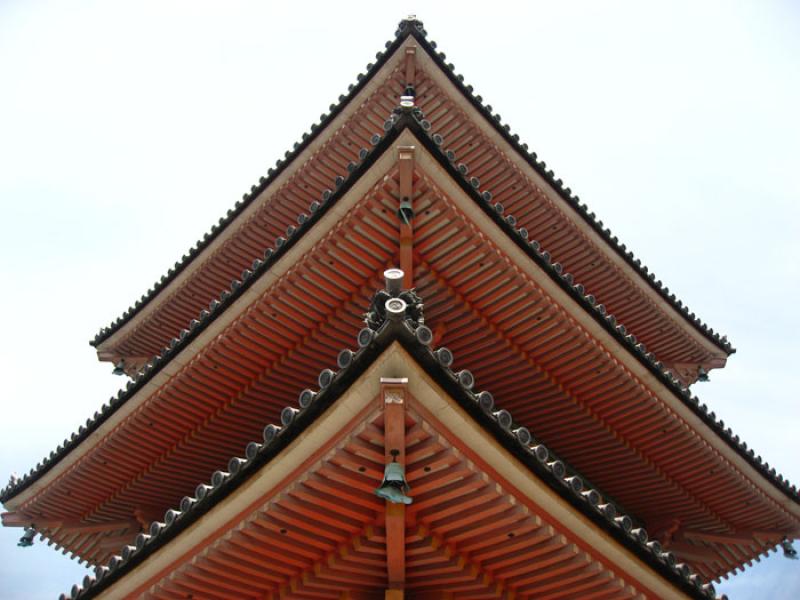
xmin=1 ymin=1 xmax=798 ymax=598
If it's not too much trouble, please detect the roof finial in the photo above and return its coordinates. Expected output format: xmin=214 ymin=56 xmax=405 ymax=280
xmin=396 ymin=16 xmax=425 ymax=38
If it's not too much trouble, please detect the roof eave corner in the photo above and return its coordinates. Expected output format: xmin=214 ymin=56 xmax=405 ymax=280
xmin=87 ymin=25 xmax=425 ymax=359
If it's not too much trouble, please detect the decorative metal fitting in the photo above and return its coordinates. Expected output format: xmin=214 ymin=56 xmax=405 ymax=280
xmin=375 ymin=449 xmax=412 ymax=505
xmin=385 ymin=297 xmax=408 ymax=321
xmin=384 ymin=268 xmax=404 ymax=295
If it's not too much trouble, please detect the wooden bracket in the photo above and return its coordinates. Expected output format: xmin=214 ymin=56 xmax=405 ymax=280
xmin=381 ymin=377 xmax=407 ymax=596
xmin=664 ymin=361 xmax=704 ymax=386
xmin=398 ymin=146 xmax=415 ymax=290
xmin=651 ymin=517 xmax=682 ymax=547
xmin=666 ymin=541 xmax=718 ymax=563
xmin=1 ymin=512 xmax=35 ymax=528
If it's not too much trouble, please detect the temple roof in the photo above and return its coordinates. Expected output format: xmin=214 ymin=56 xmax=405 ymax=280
xmin=2 ymin=111 xmax=793 ymax=515
xmin=88 ymin=18 xmax=733 ymax=377
xmin=63 ymin=306 xmax=718 ymax=599
xmin=0 ymin=114 xmax=794 ymax=590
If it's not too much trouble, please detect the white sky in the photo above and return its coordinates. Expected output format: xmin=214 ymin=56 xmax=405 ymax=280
xmin=0 ymin=1 xmax=798 ymax=598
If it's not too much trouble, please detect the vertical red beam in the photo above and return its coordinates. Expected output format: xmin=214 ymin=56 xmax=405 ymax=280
xmin=404 ymin=46 xmax=416 ymax=86
xmin=382 ymin=377 xmax=407 ymax=597
xmin=398 ymin=146 xmax=415 ymax=290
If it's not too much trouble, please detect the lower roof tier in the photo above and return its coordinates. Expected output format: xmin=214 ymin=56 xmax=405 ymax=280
xmin=60 ymin=338 xmax=716 ymax=600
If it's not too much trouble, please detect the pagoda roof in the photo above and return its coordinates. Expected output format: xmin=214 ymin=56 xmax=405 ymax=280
xmin=3 ymin=110 xmax=797 ymax=585
xmin=2 ymin=111 xmax=793 ymax=514
xmin=62 ymin=313 xmax=718 ymax=599
xmin=88 ymin=18 xmax=733 ymax=380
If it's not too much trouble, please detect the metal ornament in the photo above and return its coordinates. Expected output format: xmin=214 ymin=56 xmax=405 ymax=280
xmin=375 ymin=450 xmax=413 ymax=505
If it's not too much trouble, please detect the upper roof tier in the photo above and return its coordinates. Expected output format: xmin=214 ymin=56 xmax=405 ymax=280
xmin=90 ymin=18 xmax=733 ymax=385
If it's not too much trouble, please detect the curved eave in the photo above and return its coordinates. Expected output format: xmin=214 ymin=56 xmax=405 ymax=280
xmin=89 ymin=28 xmax=417 ymax=354
xmin=404 ymin=28 xmax=733 ymax=358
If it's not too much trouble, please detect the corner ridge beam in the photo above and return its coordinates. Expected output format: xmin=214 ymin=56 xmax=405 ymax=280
xmin=382 ymin=377 xmax=408 ymax=598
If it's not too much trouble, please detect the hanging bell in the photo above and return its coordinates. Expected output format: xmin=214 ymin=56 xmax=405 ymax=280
xmin=397 ymin=197 xmax=414 ymax=226
xmin=375 ymin=451 xmax=412 ymax=505
xmin=384 ymin=268 xmax=404 ymax=296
